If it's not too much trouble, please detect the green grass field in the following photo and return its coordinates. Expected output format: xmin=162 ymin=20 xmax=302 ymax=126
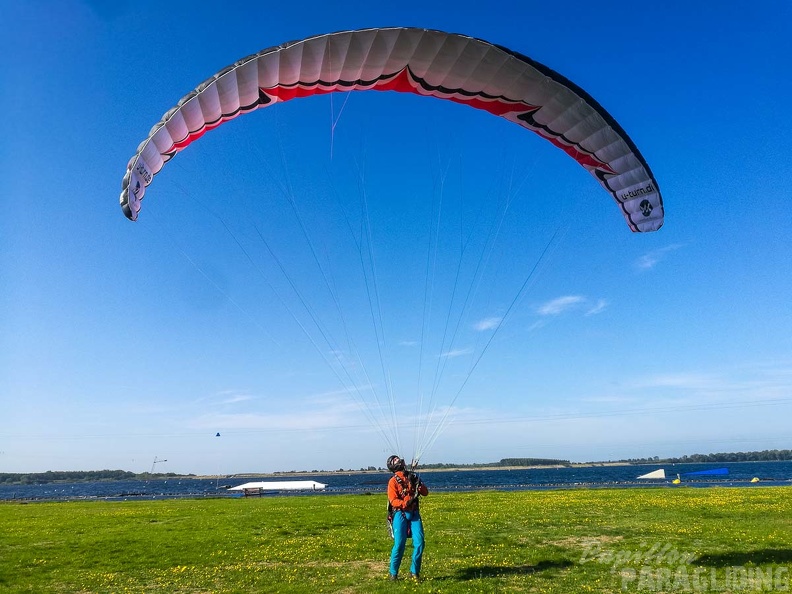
xmin=2 ymin=487 xmax=791 ymax=593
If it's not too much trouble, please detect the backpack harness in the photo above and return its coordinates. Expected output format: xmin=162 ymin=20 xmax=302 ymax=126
xmin=386 ymin=472 xmax=419 ymax=539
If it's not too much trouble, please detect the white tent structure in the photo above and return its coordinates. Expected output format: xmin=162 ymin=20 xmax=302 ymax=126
xmin=637 ymin=469 xmax=666 ymax=479
xmin=228 ymin=481 xmax=327 ymax=495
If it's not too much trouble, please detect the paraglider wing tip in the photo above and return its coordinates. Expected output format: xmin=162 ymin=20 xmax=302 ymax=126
xmin=120 ymin=186 xmax=141 ymax=221
xmin=120 ymin=203 xmax=136 ymax=221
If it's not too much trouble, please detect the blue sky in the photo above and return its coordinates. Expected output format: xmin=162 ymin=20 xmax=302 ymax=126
xmin=2 ymin=0 xmax=791 ymax=475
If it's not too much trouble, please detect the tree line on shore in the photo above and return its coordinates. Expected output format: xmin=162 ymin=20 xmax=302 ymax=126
xmin=615 ymin=449 xmax=792 ymax=464
xmin=419 ymin=458 xmax=572 ymax=469
xmin=0 ymin=470 xmax=190 ymax=485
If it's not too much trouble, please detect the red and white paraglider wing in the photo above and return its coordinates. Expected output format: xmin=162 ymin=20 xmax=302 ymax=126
xmin=121 ymin=27 xmax=663 ymax=232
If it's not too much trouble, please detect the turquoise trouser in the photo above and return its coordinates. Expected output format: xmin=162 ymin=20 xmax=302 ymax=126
xmin=389 ymin=510 xmax=425 ymax=577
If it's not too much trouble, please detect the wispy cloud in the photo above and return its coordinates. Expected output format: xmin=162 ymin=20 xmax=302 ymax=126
xmin=473 ymin=317 xmax=502 ymax=331
xmin=310 ymin=386 xmax=368 ymax=398
xmin=527 ymin=319 xmax=548 ymax=332
xmin=626 ymin=372 xmax=723 ymax=391
xmin=191 ymin=390 xmax=254 ymax=407
xmin=441 ymin=348 xmax=474 ymax=359
xmin=597 ymin=361 xmax=792 ymax=406
xmin=186 ymin=388 xmax=372 ymax=432
xmin=535 ymin=295 xmax=607 ymax=318
xmin=219 ymin=394 xmax=254 ymax=405
xmin=307 ymin=385 xmax=374 ymax=404
xmin=536 ymin=295 xmax=585 ymax=316
xmin=635 ymin=243 xmax=683 ymax=270
xmin=328 ymin=349 xmax=360 ymax=369
xmin=585 ymin=299 xmax=608 ymax=316
xmin=187 ymin=410 xmax=352 ymax=432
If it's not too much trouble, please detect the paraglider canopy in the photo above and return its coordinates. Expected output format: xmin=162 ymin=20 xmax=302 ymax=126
xmin=120 ymin=27 xmax=663 ymax=232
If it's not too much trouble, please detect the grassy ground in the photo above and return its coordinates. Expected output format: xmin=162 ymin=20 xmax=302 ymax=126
xmin=1 ymin=486 xmax=791 ymax=593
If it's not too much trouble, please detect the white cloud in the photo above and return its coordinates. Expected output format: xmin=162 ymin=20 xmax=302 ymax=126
xmin=219 ymin=394 xmax=254 ymax=405
xmin=625 ymin=372 xmax=725 ymax=391
xmin=585 ymin=299 xmax=608 ymax=316
xmin=536 ymin=295 xmax=585 ymax=316
xmin=187 ymin=410 xmax=350 ymax=432
xmin=307 ymin=385 xmax=374 ymax=401
xmin=186 ymin=389 xmax=372 ymax=433
xmin=593 ymin=361 xmax=792 ymax=409
xmin=635 ymin=243 xmax=683 ymax=270
xmin=440 ymin=348 xmax=474 ymax=359
xmin=328 ymin=349 xmax=360 ymax=369
xmin=527 ymin=320 xmax=548 ymax=332
xmin=473 ymin=317 xmax=502 ymax=331
xmin=534 ymin=295 xmax=608 ymax=318
xmin=190 ymin=391 xmax=254 ymax=407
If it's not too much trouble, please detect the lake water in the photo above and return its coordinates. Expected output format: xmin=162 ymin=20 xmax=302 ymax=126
xmin=2 ymin=461 xmax=791 ymax=502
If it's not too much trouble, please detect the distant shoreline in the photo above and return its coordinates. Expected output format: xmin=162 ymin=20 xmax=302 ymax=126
xmin=198 ymin=460 xmax=788 ymax=480
xmin=5 ymin=459 xmax=789 ymax=484
xmin=196 ymin=461 xmax=633 ymax=479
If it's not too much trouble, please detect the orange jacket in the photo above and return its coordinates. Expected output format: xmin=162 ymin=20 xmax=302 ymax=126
xmin=388 ymin=471 xmax=428 ymax=511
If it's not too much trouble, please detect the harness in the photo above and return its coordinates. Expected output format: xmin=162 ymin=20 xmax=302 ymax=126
xmin=386 ymin=472 xmax=419 ymax=539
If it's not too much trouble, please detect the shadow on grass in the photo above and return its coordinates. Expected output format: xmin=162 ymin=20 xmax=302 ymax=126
xmin=695 ymin=549 xmax=792 ymax=566
xmin=453 ymin=559 xmax=574 ymax=580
